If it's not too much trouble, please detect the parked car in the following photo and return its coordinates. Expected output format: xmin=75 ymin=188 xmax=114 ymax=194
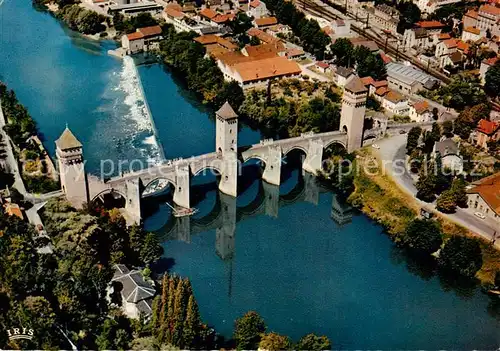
xmin=474 ymin=212 xmax=486 ymax=219
xmin=399 ymin=130 xmax=407 ymax=134
xmin=372 ymin=144 xmax=380 ymax=149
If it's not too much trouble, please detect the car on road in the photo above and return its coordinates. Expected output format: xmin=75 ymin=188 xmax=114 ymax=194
xmin=399 ymin=130 xmax=407 ymax=134
xmin=372 ymin=144 xmax=380 ymax=149
xmin=474 ymin=212 xmax=486 ymax=219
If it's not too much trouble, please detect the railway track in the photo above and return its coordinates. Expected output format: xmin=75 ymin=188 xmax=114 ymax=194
xmin=296 ymin=0 xmax=451 ymax=84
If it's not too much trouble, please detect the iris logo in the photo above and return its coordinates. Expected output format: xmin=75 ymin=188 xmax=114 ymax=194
xmin=6 ymin=327 xmax=34 ymax=341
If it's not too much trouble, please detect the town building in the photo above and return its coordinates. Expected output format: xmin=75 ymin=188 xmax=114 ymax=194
xmin=416 ymin=0 xmax=461 ymax=14
xmin=462 ymin=26 xmax=483 ymax=42
xmin=474 ymin=119 xmax=500 ymax=149
xmin=335 ymin=66 xmax=355 ymax=88
xmin=367 ymin=4 xmax=400 ymax=33
xmin=248 ymin=0 xmax=268 ymax=18
xmin=254 ymin=16 xmax=278 ymax=29
xmin=121 ymin=25 xmax=162 ymax=55
xmin=477 ymin=4 xmax=500 ymax=33
xmin=3 ymin=202 xmax=24 ymax=220
xmin=315 ymin=61 xmax=332 ymax=74
xmin=163 ymin=7 xmax=219 ymax=34
xmin=381 ymin=90 xmax=409 ymax=115
xmin=194 ymin=34 xmax=238 ymax=58
xmin=216 ymin=45 xmax=301 ymax=88
xmin=403 ymin=27 xmax=430 ymax=51
xmin=110 ymin=265 xmax=156 ymax=319
xmin=467 ymin=172 xmax=500 ymax=222
xmin=409 ymin=100 xmax=433 ymax=122
xmin=415 ymin=21 xmax=445 ymax=36
xmin=350 ymin=37 xmax=379 ymax=53
xmin=463 ymin=9 xmax=479 ymax=28
xmin=107 ymin=1 xmax=163 ymax=16
xmin=480 ymin=56 xmax=498 ymax=83
xmin=386 ymin=62 xmax=439 ymax=94
xmin=432 ymin=138 xmax=463 ymax=173
xmin=360 ymin=76 xmax=388 ymax=95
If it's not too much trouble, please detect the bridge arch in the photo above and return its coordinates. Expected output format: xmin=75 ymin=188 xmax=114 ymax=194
xmin=282 ymin=144 xmax=308 ymax=157
xmin=91 ymin=188 xmax=127 ymax=209
xmin=141 ymin=177 xmax=176 ymax=197
xmin=324 ymin=139 xmax=347 ymax=151
xmin=191 ymin=164 xmax=222 ymax=177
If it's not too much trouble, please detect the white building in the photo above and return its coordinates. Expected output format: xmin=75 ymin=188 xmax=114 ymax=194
xmin=386 ymin=62 xmax=439 ymax=94
xmin=121 ymin=25 xmax=162 ymax=55
xmin=335 ymin=66 xmax=355 ymax=88
xmin=248 ymin=0 xmax=268 ymax=19
xmin=409 ymin=100 xmax=433 ymax=122
xmin=367 ymin=4 xmax=400 ymax=33
xmin=462 ymin=26 xmax=483 ymax=42
xmin=480 ymin=56 xmax=498 ymax=84
xmin=417 ymin=0 xmax=461 ymax=14
xmin=477 ymin=4 xmax=500 ymax=33
xmin=467 ymin=172 xmax=500 ymax=223
xmin=403 ymin=27 xmax=430 ymax=51
xmin=107 ymin=1 xmax=163 ymax=16
xmin=432 ymin=138 xmax=463 ymax=173
xmin=381 ymin=90 xmax=409 ymax=115
xmin=163 ymin=7 xmax=219 ymax=34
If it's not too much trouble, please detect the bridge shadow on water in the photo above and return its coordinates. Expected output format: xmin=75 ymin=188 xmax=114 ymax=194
xmin=142 ymin=152 xmax=357 ymax=264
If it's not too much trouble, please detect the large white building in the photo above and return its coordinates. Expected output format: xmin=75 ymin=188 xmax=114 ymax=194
xmin=121 ymin=25 xmax=162 ymax=55
xmin=467 ymin=172 xmax=500 ymax=223
xmin=386 ymin=62 xmax=439 ymax=94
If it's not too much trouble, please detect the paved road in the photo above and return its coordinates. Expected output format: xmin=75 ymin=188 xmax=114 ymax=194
xmin=376 ymin=135 xmax=499 ymax=247
xmin=299 ymin=62 xmax=331 ymax=82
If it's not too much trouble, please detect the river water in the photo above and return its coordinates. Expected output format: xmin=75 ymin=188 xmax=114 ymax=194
xmin=0 ymin=1 xmax=499 ymax=348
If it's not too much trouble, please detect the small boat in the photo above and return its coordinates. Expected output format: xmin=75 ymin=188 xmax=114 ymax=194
xmin=165 ymin=202 xmax=198 ymax=217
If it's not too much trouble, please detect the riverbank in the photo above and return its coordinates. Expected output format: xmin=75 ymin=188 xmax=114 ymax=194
xmin=350 ymin=146 xmax=500 ymax=285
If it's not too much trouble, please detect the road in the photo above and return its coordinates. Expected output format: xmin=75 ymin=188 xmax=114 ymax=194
xmin=376 ymin=135 xmax=499 ymax=247
xmin=299 ymin=62 xmax=331 ymax=82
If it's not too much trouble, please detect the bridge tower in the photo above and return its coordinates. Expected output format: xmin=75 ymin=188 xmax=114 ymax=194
xmin=340 ymin=77 xmax=368 ymax=153
xmin=56 ymin=127 xmax=89 ymax=208
xmin=216 ymin=102 xmax=238 ymax=197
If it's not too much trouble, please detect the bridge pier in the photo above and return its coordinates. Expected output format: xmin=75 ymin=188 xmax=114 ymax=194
xmin=262 ymin=181 xmax=279 ymax=218
xmin=216 ymin=193 xmax=236 ymax=260
xmin=262 ymin=145 xmax=281 ymax=186
xmin=175 ymin=215 xmax=191 ymax=243
xmin=303 ymin=171 xmax=319 ymax=205
xmin=173 ymin=165 xmax=190 ymax=209
xmin=303 ymin=139 xmax=324 ymax=175
xmin=218 ymin=151 xmax=238 ymax=197
xmin=124 ymin=179 xmax=141 ymax=225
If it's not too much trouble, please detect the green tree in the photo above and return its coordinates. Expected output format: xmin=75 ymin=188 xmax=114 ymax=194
xmin=442 ymin=120 xmax=453 ymax=136
xmin=438 ymin=74 xmax=487 ymax=111
xmin=402 ymin=219 xmax=443 ymax=255
xmin=140 ymin=233 xmax=164 ymax=266
xmin=330 ymin=38 xmax=354 ymax=67
xmin=454 ymin=103 xmax=490 ymax=139
xmin=436 ymin=189 xmax=456 ymax=213
xmin=259 ymin=332 xmax=291 ymax=350
xmin=96 ymin=317 xmax=133 ymax=351
xmin=438 ymin=236 xmax=483 ymax=278
xmin=416 ymin=171 xmax=436 ymax=202
xmin=406 ymin=126 xmax=422 ymax=154
xmin=234 ymin=311 xmax=266 ymax=350
xmin=397 ymin=1 xmax=421 ymax=33
xmin=485 ymin=60 xmax=500 ymax=98
xmin=450 ymin=177 xmax=467 ymax=207
xmin=353 ymin=46 xmax=386 ymax=80
xmin=296 ymin=333 xmax=331 ymax=350
xmin=183 ymin=295 xmax=201 ymax=349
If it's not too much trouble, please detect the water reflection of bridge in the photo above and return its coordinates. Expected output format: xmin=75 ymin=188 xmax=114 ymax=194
xmin=154 ymin=171 xmax=354 ymax=260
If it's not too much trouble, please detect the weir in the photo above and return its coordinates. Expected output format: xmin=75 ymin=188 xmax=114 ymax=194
xmin=126 ymin=56 xmax=166 ymax=161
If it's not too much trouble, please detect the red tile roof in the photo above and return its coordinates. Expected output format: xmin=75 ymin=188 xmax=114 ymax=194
xmin=375 ymin=86 xmax=389 ymax=96
xmin=361 ymin=76 xmax=375 ymax=86
xmin=483 ymin=56 xmax=499 ymax=66
xmin=199 ymin=8 xmax=217 ymax=19
xmin=164 ymin=7 xmax=185 ymax=18
xmin=380 ymin=51 xmax=392 ymax=64
xmin=416 ymin=20 xmax=445 ymax=28
xmin=255 ymin=16 xmax=278 ymax=27
xmin=467 ymin=172 xmax=500 ymax=215
xmin=233 ymin=56 xmax=301 ymax=82
xmin=138 ymin=25 xmax=162 ymax=38
xmin=166 ymin=3 xmax=183 ymax=12
xmin=411 ymin=100 xmax=430 ymax=114
xmin=126 ymin=32 xmax=144 ymax=40
xmin=464 ymin=26 xmax=481 ymax=35
xmin=438 ymin=33 xmax=451 ymax=40
xmin=479 ymin=4 xmax=500 ymax=16
xmin=465 ymin=10 xmax=478 ymax=19
xmin=212 ymin=14 xmax=231 ymax=23
xmin=443 ymin=39 xmax=457 ymax=49
xmin=316 ymin=61 xmax=329 ymax=69
xmin=477 ymin=119 xmax=499 ymax=135
xmin=249 ymin=0 xmax=260 ymax=8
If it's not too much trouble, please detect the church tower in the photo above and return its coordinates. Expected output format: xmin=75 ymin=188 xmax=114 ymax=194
xmin=56 ymin=127 xmax=89 ymax=208
xmin=340 ymin=77 xmax=368 ymax=153
xmin=216 ymin=101 xmax=238 ymax=155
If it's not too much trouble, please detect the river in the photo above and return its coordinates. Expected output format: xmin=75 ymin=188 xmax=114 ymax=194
xmin=0 ymin=1 xmax=499 ymax=348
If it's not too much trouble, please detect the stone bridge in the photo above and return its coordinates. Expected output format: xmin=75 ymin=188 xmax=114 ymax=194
xmin=56 ymin=85 xmax=435 ymax=224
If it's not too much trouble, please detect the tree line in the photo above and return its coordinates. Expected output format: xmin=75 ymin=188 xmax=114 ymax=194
xmin=330 ymin=38 xmax=387 ymax=80
xmin=57 ymin=4 xmax=106 ymax=35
